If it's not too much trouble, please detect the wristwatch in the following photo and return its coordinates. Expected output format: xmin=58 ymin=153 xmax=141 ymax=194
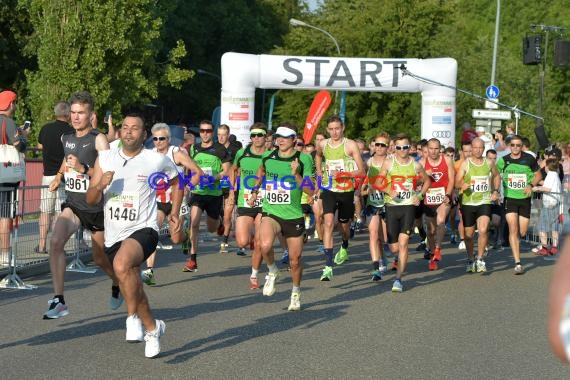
xmin=83 ymin=163 xmax=90 ymax=174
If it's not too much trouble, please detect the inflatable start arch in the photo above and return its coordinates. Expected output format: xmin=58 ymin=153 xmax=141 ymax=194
xmin=220 ymin=52 xmax=457 ymax=147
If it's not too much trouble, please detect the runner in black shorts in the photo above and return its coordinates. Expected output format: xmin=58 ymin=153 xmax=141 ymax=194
xmin=233 ymin=123 xmax=269 ymax=288
xmin=43 ymin=91 xmax=119 ymax=320
xmin=183 ymin=120 xmax=231 ymax=272
xmin=248 ymin=124 xmax=314 ymax=311
xmin=456 ymin=138 xmax=501 ymax=274
xmin=314 ymin=116 xmax=365 ymax=281
xmin=486 ymin=149 xmax=505 ymax=249
xmin=420 ymin=138 xmax=455 ymax=271
xmin=86 ymin=112 xmax=182 ymax=358
xmin=496 ymin=135 xmax=541 ymax=274
xmin=379 ymin=133 xmax=431 ymax=292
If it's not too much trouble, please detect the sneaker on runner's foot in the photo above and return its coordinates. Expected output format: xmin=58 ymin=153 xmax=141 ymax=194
xmin=320 ymin=266 xmax=333 ymax=281
xmin=280 ymin=249 xmax=289 ymax=265
xmin=249 ymin=277 xmax=259 ymax=290
xmin=371 ymin=270 xmax=382 ymax=282
xmin=476 ymin=259 xmax=487 ymax=273
xmin=287 ymin=292 xmax=301 ymax=311
xmin=109 ymin=286 xmax=123 ymax=310
xmin=182 ymin=259 xmax=198 ymax=272
xmin=391 ymin=259 xmax=399 ymax=271
xmin=392 ymin=279 xmax=403 ymax=293
xmin=262 ymin=272 xmax=280 ymax=296
xmin=43 ymin=298 xmax=69 ymax=319
xmin=126 ymin=314 xmax=144 ymax=342
xmin=144 ymin=320 xmax=166 ymax=358
xmin=333 ymin=247 xmax=349 ymax=265
xmin=416 ymin=241 xmax=427 ymax=252
xmin=433 ymin=247 xmax=442 ymax=262
xmin=141 ymin=269 xmax=156 ymax=286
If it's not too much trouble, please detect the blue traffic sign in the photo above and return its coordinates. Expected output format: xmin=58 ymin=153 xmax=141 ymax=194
xmin=486 ymin=85 xmax=500 ymax=99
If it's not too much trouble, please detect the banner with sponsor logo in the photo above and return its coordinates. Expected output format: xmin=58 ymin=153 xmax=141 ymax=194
xmin=220 ymin=92 xmax=254 ymax=146
xmin=421 ymin=96 xmax=456 ymax=148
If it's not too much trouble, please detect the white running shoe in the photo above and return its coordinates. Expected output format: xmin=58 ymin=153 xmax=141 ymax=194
xmin=288 ymin=292 xmax=301 ymax=311
xmin=126 ymin=314 xmax=144 ymax=342
xmin=458 ymin=241 xmax=466 ymax=250
xmin=262 ymin=272 xmax=280 ymax=296
xmin=144 ymin=320 xmax=166 ymax=358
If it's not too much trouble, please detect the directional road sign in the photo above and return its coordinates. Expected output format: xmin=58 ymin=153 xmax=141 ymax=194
xmin=472 ymin=109 xmax=511 ymax=120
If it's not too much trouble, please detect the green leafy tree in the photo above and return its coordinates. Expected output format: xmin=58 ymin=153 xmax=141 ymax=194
xmin=273 ymin=0 xmax=454 ymax=140
xmin=273 ymin=0 xmax=568 ymax=147
xmin=22 ymin=0 xmax=190 ymax=131
xmin=157 ymin=0 xmax=293 ymax=123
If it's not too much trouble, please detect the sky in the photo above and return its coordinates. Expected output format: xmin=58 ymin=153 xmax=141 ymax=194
xmin=307 ymin=0 xmax=321 ymax=11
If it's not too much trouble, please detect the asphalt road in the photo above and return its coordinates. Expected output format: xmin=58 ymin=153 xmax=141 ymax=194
xmin=0 ymin=230 xmax=567 ymax=379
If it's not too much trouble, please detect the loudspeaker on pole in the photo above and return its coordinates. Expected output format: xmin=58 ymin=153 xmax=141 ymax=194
xmin=554 ymin=40 xmax=570 ymax=67
xmin=523 ymin=35 xmax=542 ymax=65
xmin=534 ymin=122 xmax=550 ymax=150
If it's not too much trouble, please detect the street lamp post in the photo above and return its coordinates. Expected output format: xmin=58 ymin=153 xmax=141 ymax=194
xmin=289 ymin=18 xmax=346 ymax=122
xmin=196 ymin=69 xmax=221 ymax=81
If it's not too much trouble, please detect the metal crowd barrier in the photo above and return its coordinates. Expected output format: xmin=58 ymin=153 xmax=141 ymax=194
xmin=0 ymin=185 xmax=92 ymax=290
xmin=0 ymin=183 xmax=175 ymax=290
xmin=524 ymin=190 xmax=569 ymax=250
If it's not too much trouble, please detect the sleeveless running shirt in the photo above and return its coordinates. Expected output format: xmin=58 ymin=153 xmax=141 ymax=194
xmin=234 ymin=145 xmax=265 ymax=208
xmin=384 ymin=156 xmax=417 ymax=206
xmin=154 ymin=145 xmax=185 ymax=203
xmin=366 ymin=157 xmax=385 ymax=207
xmin=461 ymin=158 xmax=492 ymax=206
xmin=424 ymin=157 xmax=450 ymax=206
xmin=98 ymin=149 xmax=178 ymax=247
xmin=322 ymin=138 xmax=357 ymax=192
xmin=62 ymin=130 xmax=103 ymax=211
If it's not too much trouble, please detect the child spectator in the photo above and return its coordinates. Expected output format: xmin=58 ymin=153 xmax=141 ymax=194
xmin=533 ymin=158 xmax=563 ymax=255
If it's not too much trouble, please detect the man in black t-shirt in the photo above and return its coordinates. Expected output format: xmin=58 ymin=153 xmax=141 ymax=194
xmin=36 ymin=102 xmax=74 ymax=253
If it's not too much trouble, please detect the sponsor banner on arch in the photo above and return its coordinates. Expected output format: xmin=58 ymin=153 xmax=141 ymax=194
xmin=221 ymin=92 xmax=254 ymax=145
xmin=421 ymin=96 xmax=456 ymax=148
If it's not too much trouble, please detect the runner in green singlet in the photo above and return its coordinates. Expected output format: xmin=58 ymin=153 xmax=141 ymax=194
xmin=248 ymin=123 xmax=314 ymax=311
xmin=379 ymin=133 xmax=431 ymax=293
xmin=495 ymin=135 xmax=541 ymax=274
xmin=455 ymin=137 xmax=501 ymax=274
xmin=233 ymin=122 xmax=269 ymax=290
xmin=314 ymin=116 xmax=365 ymax=282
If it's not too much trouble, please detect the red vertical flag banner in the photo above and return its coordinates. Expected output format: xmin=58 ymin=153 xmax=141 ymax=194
xmin=303 ymin=90 xmax=332 ymax=144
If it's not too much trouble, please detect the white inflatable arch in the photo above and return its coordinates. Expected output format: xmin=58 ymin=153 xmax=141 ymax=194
xmin=221 ymin=52 xmax=457 ymax=147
